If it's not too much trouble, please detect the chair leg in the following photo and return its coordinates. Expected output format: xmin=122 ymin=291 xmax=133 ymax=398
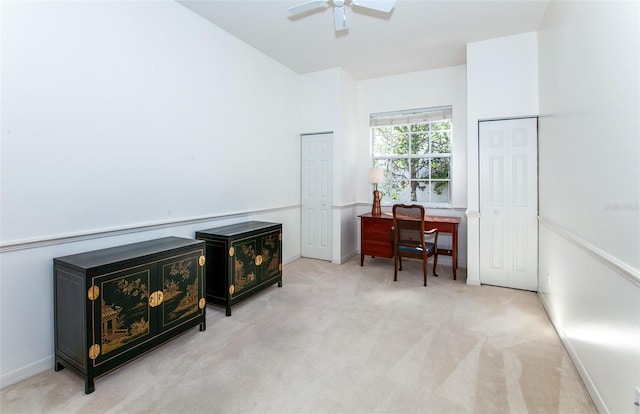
xmin=423 ymin=255 xmax=428 ymax=286
xmin=399 ymin=256 xmax=403 ymax=271
xmin=394 ymin=255 xmax=398 ymax=281
xmin=433 ymin=254 xmax=439 ymax=277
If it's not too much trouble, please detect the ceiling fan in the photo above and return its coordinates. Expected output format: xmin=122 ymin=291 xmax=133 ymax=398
xmin=288 ymin=0 xmax=395 ymax=32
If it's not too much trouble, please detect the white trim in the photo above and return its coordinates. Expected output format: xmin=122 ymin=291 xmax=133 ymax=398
xmin=331 ymin=202 xmax=361 ymax=209
xmin=0 ymin=356 xmax=53 ymax=390
xmin=465 ymin=210 xmax=480 ymax=218
xmin=0 ymin=205 xmax=300 ymax=253
xmin=537 ymin=292 xmax=608 ymax=413
xmin=538 ymin=216 xmax=640 ymax=286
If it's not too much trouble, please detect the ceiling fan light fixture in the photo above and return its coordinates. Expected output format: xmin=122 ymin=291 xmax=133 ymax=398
xmin=334 ymin=4 xmax=348 ymax=31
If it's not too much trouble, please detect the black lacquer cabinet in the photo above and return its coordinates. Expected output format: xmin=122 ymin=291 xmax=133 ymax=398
xmin=53 ymin=237 xmax=206 ymax=393
xmin=196 ymin=221 xmax=282 ymax=316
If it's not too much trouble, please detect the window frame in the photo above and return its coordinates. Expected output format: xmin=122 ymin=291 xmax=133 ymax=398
xmin=370 ymin=107 xmax=453 ymax=208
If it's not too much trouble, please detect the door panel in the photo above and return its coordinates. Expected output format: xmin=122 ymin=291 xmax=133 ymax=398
xmin=93 ymin=264 xmax=156 ymax=365
xmin=158 ymin=251 xmax=204 ymax=331
xmin=229 ymin=238 xmax=259 ymax=296
xmin=259 ymin=230 xmax=282 ymax=282
xmin=301 ymin=133 xmax=333 ymax=261
xmin=480 ymin=118 xmax=538 ymax=290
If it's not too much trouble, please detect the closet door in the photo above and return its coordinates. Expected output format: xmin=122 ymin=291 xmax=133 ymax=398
xmin=479 ymin=118 xmax=538 ymax=290
xmin=301 ymin=133 xmax=333 ymax=261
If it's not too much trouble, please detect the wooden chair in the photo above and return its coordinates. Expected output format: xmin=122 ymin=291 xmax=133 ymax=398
xmin=392 ymin=204 xmax=439 ymax=286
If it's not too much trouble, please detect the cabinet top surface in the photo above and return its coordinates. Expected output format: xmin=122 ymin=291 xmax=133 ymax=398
xmin=196 ymin=221 xmax=281 ymax=238
xmin=53 ymin=236 xmax=204 ymax=270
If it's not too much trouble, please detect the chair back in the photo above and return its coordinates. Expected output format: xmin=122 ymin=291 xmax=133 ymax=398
xmin=392 ymin=204 xmax=425 ymax=248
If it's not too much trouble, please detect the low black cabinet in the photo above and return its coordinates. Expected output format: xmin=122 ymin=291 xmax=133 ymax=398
xmin=53 ymin=237 xmax=206 ymax=393
xmin=196 ymin=221 xmax=282 ymax=316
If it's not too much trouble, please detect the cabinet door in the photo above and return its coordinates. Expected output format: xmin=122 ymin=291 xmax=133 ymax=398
xmin=230 ymin=238 xmax=259 ymax=296
xmin=258 ymin=230 xmax=281 ymax=282
xmin=91 ymin=264 xmax=157 ymax=365
xmin=157 ymin=250 xmax=205 ymax=331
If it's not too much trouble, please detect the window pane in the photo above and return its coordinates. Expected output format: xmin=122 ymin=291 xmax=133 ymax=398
xmin=432 ymin=181 xmax=450 ymax=203
xmin=410 ymin=133 xmax=429 ymax=155
xmin=431 ymin=157 xmax=450 ymax=179
xmin=380 ymin=176 xmax=409 ymax=202
xmin=410 ymin=158 xmax=429 ymax=180
xmin=431 ymin=131 xmax=451 ymax=154
xmin=390 ymin=158 xmax=410 ymax=182
xmin=373 ymin=127 xmax=408 ymax=156
xmin=377 ymin=158 xmax=410 ymax=202
xmin=415 ymin=181 xmax=430 ymax=202
xmin=410 ymin=123 xmax=428 ymax=132
xmin=431 ymin=121 xmax=451 ymax=131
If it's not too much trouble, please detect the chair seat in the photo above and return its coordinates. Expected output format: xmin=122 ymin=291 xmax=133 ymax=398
xmin=397 ymin=242 xmax=435 ymax=255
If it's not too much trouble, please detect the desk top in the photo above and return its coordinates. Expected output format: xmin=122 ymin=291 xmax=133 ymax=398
xmin=359 ymin=211 xmax=460 ymax=224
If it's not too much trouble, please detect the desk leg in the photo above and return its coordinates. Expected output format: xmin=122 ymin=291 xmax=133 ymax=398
xmin=452 ymin=225 xmax=458 ymax=280
xmin=360 ymin=252 xmax=364 ymax=266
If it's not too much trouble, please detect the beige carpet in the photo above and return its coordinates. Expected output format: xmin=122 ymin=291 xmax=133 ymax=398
xmin=1 ymin=256 xmax=596 ymax=413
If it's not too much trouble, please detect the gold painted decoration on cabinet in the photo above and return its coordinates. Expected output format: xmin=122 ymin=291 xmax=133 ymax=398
xmin=199 ymin=298 xmax=206 ymax=309
xmin=279 ymin=233 xmax=282 ymax=241
xmin=229 ymin=247 xmax=235 ymax=257
xmin=89 ymin=344 xmax=101 ymax=360
xmin=229 ymin=284 xmax=235 ymax=295
xmin=255 ymin=255 xmax=263 ymax=266
xmin=279 ymin=264 xmax=283 ymax=271
xmin=87 ymin=286 xmax=99 ymax=301
xmin=199 ymin=255 xmax=206 ymax=266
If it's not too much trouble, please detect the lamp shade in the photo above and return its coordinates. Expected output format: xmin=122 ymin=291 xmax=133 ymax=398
xmin=368 ymin=167 xmax=384 ymax=184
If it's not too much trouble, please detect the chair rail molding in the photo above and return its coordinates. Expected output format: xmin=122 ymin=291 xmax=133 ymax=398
xmin=538 ymin=216 xmax=640 ymax=286
xmin=0 ymin=204 xmax=300 ymax=253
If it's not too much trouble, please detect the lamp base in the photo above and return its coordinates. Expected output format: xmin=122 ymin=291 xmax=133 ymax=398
xmin=371 ymin=190 xmax=381 ymax=216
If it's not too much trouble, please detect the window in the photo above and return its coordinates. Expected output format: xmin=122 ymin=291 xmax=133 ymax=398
xmin=371 ymin=106 xmax=452 ymax=206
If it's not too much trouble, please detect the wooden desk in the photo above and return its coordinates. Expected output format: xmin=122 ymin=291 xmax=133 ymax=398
xmin=359 ymin=212 xmax=460 ymax=280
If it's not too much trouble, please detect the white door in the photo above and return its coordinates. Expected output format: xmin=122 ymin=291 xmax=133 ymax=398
xmin=301 ymin=133 xmax=332 ymax=261
xmin=479 ymin=118 xmax=538 ymax=290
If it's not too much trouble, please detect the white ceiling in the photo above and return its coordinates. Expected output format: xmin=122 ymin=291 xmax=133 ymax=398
xmin=177 ymin=0 xmax=549 ymax=80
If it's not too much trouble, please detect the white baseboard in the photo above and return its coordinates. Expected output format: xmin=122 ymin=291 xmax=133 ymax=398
xmin=537 ymin=291 xmax=608 ymax=414
xmin=1 ymin=356 xmax=52 ymax=390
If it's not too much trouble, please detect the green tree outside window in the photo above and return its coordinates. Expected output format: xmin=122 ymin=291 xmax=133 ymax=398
xmin=372 ymin=120 xmax=452 ymax=205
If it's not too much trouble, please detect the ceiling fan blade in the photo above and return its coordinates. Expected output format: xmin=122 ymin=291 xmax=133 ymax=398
xmin=288 ymin=0 xmax=328 ymax=15
xmin=334 ymin=4 xmax=348 ymax=31
xmin=351 ymin=0 xmax=395 ymax=13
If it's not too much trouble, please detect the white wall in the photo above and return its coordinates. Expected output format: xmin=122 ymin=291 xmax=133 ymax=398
xmin=537 ymin=2 xmax=640 ymax=413
xmin=0 ymin=0 xmax=301 ymax=388
xmin=465 ymin=32 xmax=539 ymax=285
xmin=298 ymin=68 xmax=361 ymax=264
xmin=338 ymin=69 xmax=360 ymax=262
xmin=356 ymin=66 xmax=468 ymax=268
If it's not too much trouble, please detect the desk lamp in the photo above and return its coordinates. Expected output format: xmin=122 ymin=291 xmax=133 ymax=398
xmin=368 ymin=167 xmax=384 ymax=216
